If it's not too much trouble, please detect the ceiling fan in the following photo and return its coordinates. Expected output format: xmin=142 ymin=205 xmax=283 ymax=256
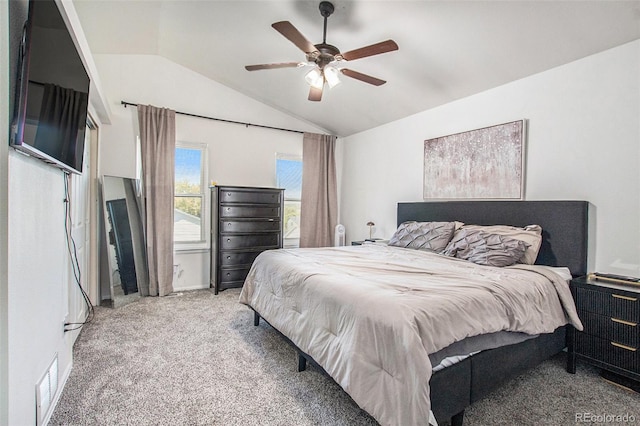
xmin=245 ymin=1 xmax=399 ymax=102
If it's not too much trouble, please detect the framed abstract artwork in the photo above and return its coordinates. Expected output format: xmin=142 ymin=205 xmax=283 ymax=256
xmin=423 ymin=120 xmax=526 ymax=200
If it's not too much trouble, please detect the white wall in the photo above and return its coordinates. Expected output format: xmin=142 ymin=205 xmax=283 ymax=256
xmin=7 ymin=152 xmax=73 ymax=423
xmin=1 ymin=1 xmax=10 ymax=422
xmin=94 ymin=54 xmax=325 ymax=291
xmin=95 ymin=54 xmax=324 ymax=179
xmin=340 ymin=40 xmax=640 ymax=277
xmin=4 ymin=0 xmax=108 ymax=423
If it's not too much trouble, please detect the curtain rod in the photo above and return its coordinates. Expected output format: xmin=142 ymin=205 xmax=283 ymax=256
xmin=121 ymin=101 xmax=305 ymax=135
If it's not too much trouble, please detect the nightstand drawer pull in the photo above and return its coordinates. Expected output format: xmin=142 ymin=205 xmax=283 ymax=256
xmin=610 ymin=341 xmax=637 ymax=352
xmin=612 ymin=294 xmax=637 ymax=302
xmin=611 ymin=317 xmax=637 ymax=327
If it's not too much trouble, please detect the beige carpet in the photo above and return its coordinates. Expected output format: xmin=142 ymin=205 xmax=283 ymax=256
xmin=50 ymin=289 xmax=639 ymax=425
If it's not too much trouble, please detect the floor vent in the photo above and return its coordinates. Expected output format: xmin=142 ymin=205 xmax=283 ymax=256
xmin=36 ymin=354 xmax=58 ymax=425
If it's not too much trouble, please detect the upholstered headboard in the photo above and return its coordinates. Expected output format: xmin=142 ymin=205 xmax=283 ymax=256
xmin=397 ymin=201 xmax=589 ymax=277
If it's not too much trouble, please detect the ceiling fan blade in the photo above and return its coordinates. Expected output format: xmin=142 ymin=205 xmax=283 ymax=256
xmin=341 ymin=69 xmax=386 ymax=86
xmin=272 ymin=21 xmax=318 ymax=54
xmin=308 ymin=85 xmax=323 ymax=102
xmin=245 ymin=62 xmax=300 ymax=71
xmin=341 ymin=40 xmax=399 ymax=61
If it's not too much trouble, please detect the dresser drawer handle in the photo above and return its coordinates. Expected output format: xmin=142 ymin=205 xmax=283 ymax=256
xmin=612 ymin=294 xmax=637 ymax=302
xmin=227 ymin=256 xmax=231 ymax=260
xmin=610 ymin=341 xmax=637 ymax=352
xmin=611 ymin=318 xmax=637 ymax=327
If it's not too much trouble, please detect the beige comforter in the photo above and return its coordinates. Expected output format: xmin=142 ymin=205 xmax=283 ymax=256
xmin=239 ymin=244 xmax=583 ymax=426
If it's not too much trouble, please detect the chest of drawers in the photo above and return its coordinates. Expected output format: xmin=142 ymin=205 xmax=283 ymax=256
xmin=211 ymin=186 xmax=283 ymax=294
xmin=568 ymin=276 xmax=639 ymax=386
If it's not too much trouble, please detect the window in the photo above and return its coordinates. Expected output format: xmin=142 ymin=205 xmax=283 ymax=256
xmin=174 ymin=143 xmax=207 ymax=245
xmin=276 ymin=154 xmax=302 ymax=248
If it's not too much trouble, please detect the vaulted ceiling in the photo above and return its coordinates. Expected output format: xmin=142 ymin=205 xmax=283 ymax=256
xmin=74 ymin=0 xmax=640 ymax=137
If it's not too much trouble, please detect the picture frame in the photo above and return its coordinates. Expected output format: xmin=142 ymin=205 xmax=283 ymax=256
xmin=423 ymin=119 xmax=526 ymax=200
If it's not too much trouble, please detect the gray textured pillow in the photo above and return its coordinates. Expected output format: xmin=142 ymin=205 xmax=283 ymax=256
xmin=388 ymin=221 xmax=456 ymax=252
xmin=459 ymin=224 xmax=542 ymax=265
xmin=443 ymin=228 xmax=530 ymax=267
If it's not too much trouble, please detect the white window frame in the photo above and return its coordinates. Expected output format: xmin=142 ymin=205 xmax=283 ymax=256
xmin=276 ymin=153 xmax=302 ymax=249
xmin=174 ymin=141 xmax=208 ymax=251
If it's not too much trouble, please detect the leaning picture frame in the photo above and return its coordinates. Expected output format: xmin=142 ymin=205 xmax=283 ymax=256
xmin=423 ymin=119 xmax=526 ymax=200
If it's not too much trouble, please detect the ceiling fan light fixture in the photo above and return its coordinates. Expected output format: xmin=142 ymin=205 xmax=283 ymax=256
xmin=245 ymin=1 xmax=398 ymax=101
xmin=324 ymin=65 xmax=341 ymax=88
xmin=305 ymin=67 xmax=324 ymax=89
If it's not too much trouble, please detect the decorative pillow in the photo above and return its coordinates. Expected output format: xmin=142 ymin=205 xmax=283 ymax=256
xmin=388 ymin=221 xmax=456 ymax=253
xmin=443 ymin=228 xmax=530 ymax=267
xmin=451 ymin=224 xmax=542 ymax=265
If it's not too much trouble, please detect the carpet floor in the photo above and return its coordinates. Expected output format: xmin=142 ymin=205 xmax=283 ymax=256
xmin=50 ymin=288 xmax=639 ymax=425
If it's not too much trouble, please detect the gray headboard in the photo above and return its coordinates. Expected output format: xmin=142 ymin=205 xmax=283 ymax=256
xmin=397 ymin=201 xmax=588 ymax=277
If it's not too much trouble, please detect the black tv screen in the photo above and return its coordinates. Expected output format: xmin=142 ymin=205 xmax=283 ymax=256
xmin=10 ymin=0 xmax=90 ymax=174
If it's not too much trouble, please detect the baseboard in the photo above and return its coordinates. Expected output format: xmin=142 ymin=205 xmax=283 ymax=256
xmin=172 ymin=283 xmax=210 ymax=292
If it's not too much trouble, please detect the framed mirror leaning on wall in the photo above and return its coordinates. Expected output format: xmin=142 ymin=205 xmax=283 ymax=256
xmin=100 ymin=175 xmax=148 ymax=308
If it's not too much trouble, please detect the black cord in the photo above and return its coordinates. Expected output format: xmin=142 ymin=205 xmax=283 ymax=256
xmin=62 ymin=172 xmax=94 ymax=332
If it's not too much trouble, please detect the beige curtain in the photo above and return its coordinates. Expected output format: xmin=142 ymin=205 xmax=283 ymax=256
xmin=138 ymin=105 xmax=175 ymax=296
xmin=299 ymin=132 xmax=338 ymax=247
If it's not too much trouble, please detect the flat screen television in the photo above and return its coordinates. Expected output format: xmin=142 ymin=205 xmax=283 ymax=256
xmin=10 ymin=0 xmax=90 ymax=175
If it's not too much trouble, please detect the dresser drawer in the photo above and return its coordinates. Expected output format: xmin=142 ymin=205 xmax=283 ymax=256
xmin=219 ymin=189 xmax=281 ymax=204
xmin=579 ymin=310 xmax=639 ymax=348
xmin=219 ymin=250 xmax=263 ymax=267
xmin=219 ymin=219 xmax=281 ymax=233
xmin=220 ymin=234 xmax=280 ymax=250
xmin=574 ymin=287 xmax=639 ymax=322
xmin=576 ymin=332 xmax=639 ymax=374
xmin=220 ymin=205 xmax=280 ymax=218
xmin=218 ymin=267 xmax=251 ymax=285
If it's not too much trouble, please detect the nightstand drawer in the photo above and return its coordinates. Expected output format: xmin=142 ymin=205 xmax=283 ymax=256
xmin=579 ymin=310 xmax=638 ymax=348
xmin=576 ymin=332 xmax=639 ymax=374
xmin=574 ymin=287 xmax=639 ymax=322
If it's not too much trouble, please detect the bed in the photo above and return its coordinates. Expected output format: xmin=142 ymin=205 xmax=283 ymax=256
xmin=239 ymin=200 xmax=589 ymax=426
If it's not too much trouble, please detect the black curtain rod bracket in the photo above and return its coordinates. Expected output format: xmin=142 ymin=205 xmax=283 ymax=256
xmin=121 ymin=101 xmax=305 ymax=135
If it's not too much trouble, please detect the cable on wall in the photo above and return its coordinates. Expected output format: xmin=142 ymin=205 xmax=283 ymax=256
xmin=121 ymin=101 xmax=307 ymax=135
xmin=62 ymin=172 xmax=94 ymax=332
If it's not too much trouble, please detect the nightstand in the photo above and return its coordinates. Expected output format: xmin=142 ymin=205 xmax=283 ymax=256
xmin=568 ymin=276 xmax=639 ymax=390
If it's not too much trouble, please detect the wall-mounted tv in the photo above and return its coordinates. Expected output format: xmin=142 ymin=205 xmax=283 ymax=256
xmin=10 ymin=0 xmax=90 ymax=175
